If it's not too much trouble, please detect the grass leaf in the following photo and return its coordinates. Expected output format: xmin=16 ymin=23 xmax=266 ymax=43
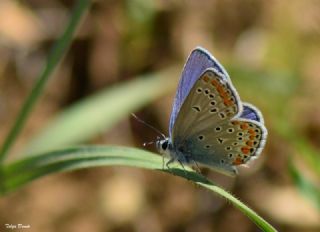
xmin=0 ymin=0 xmax=91 ymax=163
xmin=1 ymin=146 xmax=277 ymax=232
xmin=289 ymin=161 xmax=320 ymax=210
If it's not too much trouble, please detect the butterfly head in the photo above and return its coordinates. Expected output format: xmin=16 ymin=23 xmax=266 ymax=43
xmin=156 ymin=137 xmax=171 ymax=156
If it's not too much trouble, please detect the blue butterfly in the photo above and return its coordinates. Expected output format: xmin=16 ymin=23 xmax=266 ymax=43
xmin=156 ymin=47 xmax=267 ymax=176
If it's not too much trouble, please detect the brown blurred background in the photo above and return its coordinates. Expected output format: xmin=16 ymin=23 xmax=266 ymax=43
xmin=0 ymin=0 xmax=320 ymax=231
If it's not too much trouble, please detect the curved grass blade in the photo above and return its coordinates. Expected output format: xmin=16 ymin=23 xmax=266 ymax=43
xmin=289 ymin=160 xmax=320 ymax=210
xmin=1 ymin=146 xmax=277 ymax=231
xmin=0 ymin=0 xmax=91 ymax=163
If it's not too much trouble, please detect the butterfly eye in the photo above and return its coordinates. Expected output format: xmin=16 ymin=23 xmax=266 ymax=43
xmin=161 ymin=140 xmax=168 ymax=150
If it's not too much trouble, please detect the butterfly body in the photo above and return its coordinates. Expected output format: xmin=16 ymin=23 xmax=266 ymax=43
xmin=156 ymin=47 xmax=267 ymax=176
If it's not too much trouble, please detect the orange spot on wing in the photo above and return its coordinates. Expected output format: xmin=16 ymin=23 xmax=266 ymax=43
xmin=224 ymin=98 xmax=233 ymax=106
xmin=241 ymin=147 xmax=250 ymax=154
xmin=249 ymin=135 xmax=256 ymax=140
xmin=233 ymin=156 xmax=244 ymax=165
xmin=211 ymin=79 xmax=218 ymax=86
xmin=248 ymin=129 xmax=255 ymax=134
xmin=246 ymin=141 xmax=253 ymax=147
xmin=222 ymin=92 xmax=229 ymax=99
xmin=217 ymin=85 xmax=224 ymax=94
xmin=232 ymin=121 xmax=239 ymax=125
xmin=203 ymin=76 xmax=209 ymax=82
xmin=240 ymin=123 xmax=248 ymax=130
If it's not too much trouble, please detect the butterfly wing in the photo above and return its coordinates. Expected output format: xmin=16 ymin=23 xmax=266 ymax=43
xmin=240 ymin=102 xmax=265 ymax=124
xmin=171 ymin=69 xmax=267 ymax=176
xmin=169 ymin=47 xmax=230 ymax=137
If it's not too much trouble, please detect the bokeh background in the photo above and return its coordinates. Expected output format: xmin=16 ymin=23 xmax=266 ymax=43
xmin=0 ymin=0 xmax=320 ymax=231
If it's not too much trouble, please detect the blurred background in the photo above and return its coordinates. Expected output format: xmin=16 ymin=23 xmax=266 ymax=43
xmin=0 ymin=0 xmax=320 ymax=231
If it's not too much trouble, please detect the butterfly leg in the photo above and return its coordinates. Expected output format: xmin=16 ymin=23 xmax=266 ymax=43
xmin=192 ymin=160 xmax=202 ymax=174
xmin=162 ymin=155 xmax=164 ymax=169
xmin=166 ymin=158 xmax=174 ymax=170
xmin=165 ymin=158 xmax=186 ymax=176
xmin=164 ymin=158 xmax=176 ymax=176
xmin=167 ymin=157 xmax=185 ymax=170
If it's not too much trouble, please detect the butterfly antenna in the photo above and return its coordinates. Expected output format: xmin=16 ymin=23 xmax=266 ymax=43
xmin=131 ymin=113 xmax=166 ymax=139
xmin=143 ymin=141 xmax=154 ymax=147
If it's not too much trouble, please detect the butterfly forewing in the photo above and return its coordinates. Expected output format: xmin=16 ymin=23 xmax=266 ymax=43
xmin=172 ymin=68 xmax=241 ymax=141
xmin=169 ymin=47 xmax=231 ymax=137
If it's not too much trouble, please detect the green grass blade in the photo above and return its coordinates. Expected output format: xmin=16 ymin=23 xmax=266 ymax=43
xmin=275 ymin=119 xmax=320 ymax=176
xmin=0 ymin=0 xmax=90 ymax=163
xmin=25 ymin=67 xmax=179 ymax=154
xmin=289 ymin=161 xmax=320 ymax=210
xmin=292 ymin=136 xmax=320 ymax=176
xmin=1 ymin=146 xmax=277 ymax=231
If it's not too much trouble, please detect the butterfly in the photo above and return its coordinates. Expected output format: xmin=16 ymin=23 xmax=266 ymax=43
xmin=156 ymin=47 xmax=267 ymax=176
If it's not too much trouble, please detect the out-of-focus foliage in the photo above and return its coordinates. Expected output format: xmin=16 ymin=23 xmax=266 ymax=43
xmin=0 ymin=0 xmax=319 ymax=231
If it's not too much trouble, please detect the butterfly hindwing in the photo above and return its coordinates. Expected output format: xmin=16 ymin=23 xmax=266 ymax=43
xmin=240 ymin=102 xmax=265 ymax=124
